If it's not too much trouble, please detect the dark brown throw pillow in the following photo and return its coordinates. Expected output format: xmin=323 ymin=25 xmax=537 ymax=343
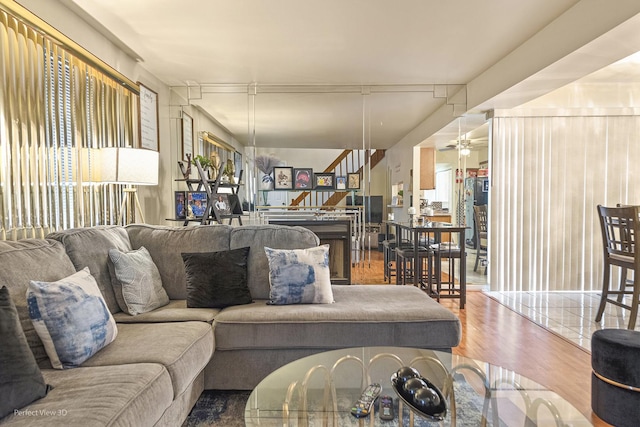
xmin=182 ymin=247 xmax=253 ymax=308
xmin=0 ymin=286 xmax=49 ymax=419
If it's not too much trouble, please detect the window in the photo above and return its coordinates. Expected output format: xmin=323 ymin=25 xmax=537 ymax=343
xmin=0 ymin=5 xmax=139 ymax=239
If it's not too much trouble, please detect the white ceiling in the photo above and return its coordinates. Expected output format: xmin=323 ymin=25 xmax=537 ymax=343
xmin=58 ymin=0 xmax=639 ymax=149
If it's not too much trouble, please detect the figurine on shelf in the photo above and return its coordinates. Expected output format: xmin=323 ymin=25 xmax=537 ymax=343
xmin=210 ymin=152 xmax=221 ymax=180
xmin=178 ymin=153 xmax=192 ymax=180
xmin=222 ymin=159 xmax=235 ymax=184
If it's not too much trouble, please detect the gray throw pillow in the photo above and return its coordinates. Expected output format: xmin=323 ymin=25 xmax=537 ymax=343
xmin=0 ymin=286 xmax=49 ymax=418
xmin=182 ymin=247 xmax=253 ymax=308
xmin=108 ymin=247 xmax=170 ymax=315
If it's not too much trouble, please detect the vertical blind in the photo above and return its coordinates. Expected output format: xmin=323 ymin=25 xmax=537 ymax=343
xmin=0 ymin=9 xmax=139 ymax=240
xmin=490 ymin=114 xmax=640 ymax=292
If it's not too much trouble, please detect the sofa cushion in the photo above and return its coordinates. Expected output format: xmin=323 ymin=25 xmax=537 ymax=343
xmin=0 ymin=364 xmax=172 ymax=426
xmin=27 ymin=268 xmax=118 ymax=369
xmin=126 ymin=224 xmax=232 ymax=300
xmin=182 ymin=247 xmax=253 ymax=308
xmin=214 ymin=285 xmax=461 ymax=350
xmin=108 ymin=246 xmax=170 ymax=315
xmin=47 ymin=226 xmax=132 ymax=314
xmin=0 ymin=239 xmax=76 ymax=366
xmin=113 ymin=300 xmax=219 ymax=323
xmin=264 ymin=245 xmax=334 ymax=304
xmin=0 ymin=286 xmax=49 ymax=419
xmin=229 ymin=225 xmax=320 ymax=299
xmin=80 ymin=322 xmax=213 ymax=398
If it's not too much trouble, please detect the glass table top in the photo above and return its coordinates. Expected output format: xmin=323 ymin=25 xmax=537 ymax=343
xmin=244 ymin=347 xmax=591 ymax=426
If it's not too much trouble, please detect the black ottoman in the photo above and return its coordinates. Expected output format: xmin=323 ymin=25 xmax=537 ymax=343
xmin=592 ymin=329 xmax=640 ymax=427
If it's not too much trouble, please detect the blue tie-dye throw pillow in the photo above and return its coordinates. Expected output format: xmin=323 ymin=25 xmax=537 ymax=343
xmin=27 ymin=267 xmax=118 ymax=369
xmin=264 ymin=245 xmax=334 ymax=304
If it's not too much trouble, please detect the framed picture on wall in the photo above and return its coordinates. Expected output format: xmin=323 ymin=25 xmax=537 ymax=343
xmin=138 ymin=82 xmax=159 ymax=151
xmin=293 ymin=168 xmax=313 ymax=190
xmin=273 ymin=166 xmax=293 ymax=189
xmin=181 ymin=111 xmax=193 ymax=160
xmin=347 ymin=173 xmax=360 ymax=189
xmin=234 ymin=151 xmax=243 ymax=182
xmin=315 ymin=173 xmax=335 ymax=190
xmin=336 ymin=176 xmax=347 ymax=190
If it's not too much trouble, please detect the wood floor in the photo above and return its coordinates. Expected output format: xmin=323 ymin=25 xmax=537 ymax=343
xmin=441 ymin=293 xmax=606 ymax=426
xmin=351 ymin=253 xmax=608 ymax=426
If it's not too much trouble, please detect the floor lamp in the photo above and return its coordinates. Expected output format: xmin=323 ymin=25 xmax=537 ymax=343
xmin=100 ymin=147 xmax=159 ymax=225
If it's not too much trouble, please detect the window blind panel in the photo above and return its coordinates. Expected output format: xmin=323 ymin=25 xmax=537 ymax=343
xmin=491 ymin=115 xmax=640 ymax=292
xmin=0 ymin=8 xmax=139 ymax=240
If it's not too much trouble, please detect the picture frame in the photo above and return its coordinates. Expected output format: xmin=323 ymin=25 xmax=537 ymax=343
xmin=293 ymin=168 xmax=313 ymax=190
xmin=138 ymin=82 xmax=159 ymax=151
xmin=273 ymin=166 xmax=294 ymax=189
xmin=181 ymin=111 xmax=193 ymax=160
xmin=227 ymin=194 xmax=243 ymax=214
xmin=175 ymin=191 xmax=187 ymax=219
xmin=212 ymin=193 xmax=232 ymax=216
xmin=335 ymin=175 xmax=347 ymax=190
xmin=315 ymin=172 xmax=335 ymax=190
xmin=187 ymin=191 xmax=208 ymax=219
xmin=347 ymin=172 xmax=360 ymax=189
xmin=234 ymin=151 xmax=243 ymax=182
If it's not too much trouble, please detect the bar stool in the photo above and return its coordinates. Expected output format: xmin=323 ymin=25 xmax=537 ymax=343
xmin=382 ymin=238 xmax=396 ymax=283
xmin=395 ymin=245 xmax=432 ymax=286
xmin=595 ymin=204 xmax=640 ymax=329
xmin=430 ymin=242 xmax=466 ymax=308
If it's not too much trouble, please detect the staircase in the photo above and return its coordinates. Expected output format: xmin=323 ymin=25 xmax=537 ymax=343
xmin=290 ymin=149 xmax=385 ymax=207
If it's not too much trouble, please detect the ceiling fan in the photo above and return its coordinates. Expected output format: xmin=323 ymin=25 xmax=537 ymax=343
xmin=438 ymin=137 xmax=488 ymax=152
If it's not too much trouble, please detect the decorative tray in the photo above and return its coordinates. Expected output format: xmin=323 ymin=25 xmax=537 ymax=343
xmin=391 ymin=372 xmax=447 ymax=421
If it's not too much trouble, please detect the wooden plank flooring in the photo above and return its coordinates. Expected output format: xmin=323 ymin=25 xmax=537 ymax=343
xmin=352 ymin=253 xmax=608 ymax=425
xmin=441 ymin=293 xmax=606 ymax=426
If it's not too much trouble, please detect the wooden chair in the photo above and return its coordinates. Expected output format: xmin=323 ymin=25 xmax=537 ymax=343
xmin=595 ymin=205 xmax=640 ymax=329
xmin=473 ymin=205 xmax=488 ymax=275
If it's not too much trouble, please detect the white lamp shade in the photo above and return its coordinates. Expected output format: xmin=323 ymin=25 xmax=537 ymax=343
xmin=80 ymin=148 xmax=102 ymax=183
xmin=100 ymin=147 xmax=159 ymax=185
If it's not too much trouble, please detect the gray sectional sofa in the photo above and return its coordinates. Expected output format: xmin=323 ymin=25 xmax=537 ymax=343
xmin=0 ymin=224 xmax=461 ymax=426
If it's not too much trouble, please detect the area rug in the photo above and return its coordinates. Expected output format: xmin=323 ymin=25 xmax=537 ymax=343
xmin=183 ymin=390 xmax=250 ymax=427
xmin=183 ymin=377 xmax=503 ymax=426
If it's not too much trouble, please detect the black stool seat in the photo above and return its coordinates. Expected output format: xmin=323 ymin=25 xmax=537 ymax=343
xmin=396 ymin=246 xmax=431 ymax=256
xmin=395 ymin=246 xmax=433 ymax=286
xmin=592 ymin=329 xmax=640 ymax=427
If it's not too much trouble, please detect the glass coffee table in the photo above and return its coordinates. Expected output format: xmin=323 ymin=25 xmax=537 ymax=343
xmin=244 ymin=347 xmax=591 ymax=426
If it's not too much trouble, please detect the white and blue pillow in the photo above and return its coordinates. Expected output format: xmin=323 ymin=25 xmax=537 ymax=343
xmin=264 ymin=245 xmax=334 ymax=305
xmin=27 ymin=267 xmax=118 ymax=369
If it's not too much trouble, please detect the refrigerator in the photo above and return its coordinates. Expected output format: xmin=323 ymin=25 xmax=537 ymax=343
xmin=464 ymin=177 xmax=489 ymax=247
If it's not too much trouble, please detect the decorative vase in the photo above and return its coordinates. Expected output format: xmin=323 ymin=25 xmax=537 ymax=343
xmin=261 ymin=174 xmax=274 ymax=190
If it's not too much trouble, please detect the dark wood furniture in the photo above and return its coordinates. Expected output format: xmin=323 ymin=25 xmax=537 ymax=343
xmin=269 ymin=219 xmax=352 ymax=285
xmin=389 ymin=220 xmax=467 ymax=308
xmin=595 ymin=204 xmax=640 ymax=329
xmin=473 ymin=204 xmax=488 ymax=275
xmin=174 ymin=161 xmax=243 ymax=225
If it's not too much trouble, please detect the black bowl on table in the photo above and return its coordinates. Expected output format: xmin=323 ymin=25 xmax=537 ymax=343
xmin=391 ymin=367 xmax=447 ymax=421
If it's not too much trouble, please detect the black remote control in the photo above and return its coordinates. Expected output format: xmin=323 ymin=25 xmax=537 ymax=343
xmin=379 ymin=395 xmax=394 ymax=420
xmin=350 ymin=383 xmax=382 ymax=418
